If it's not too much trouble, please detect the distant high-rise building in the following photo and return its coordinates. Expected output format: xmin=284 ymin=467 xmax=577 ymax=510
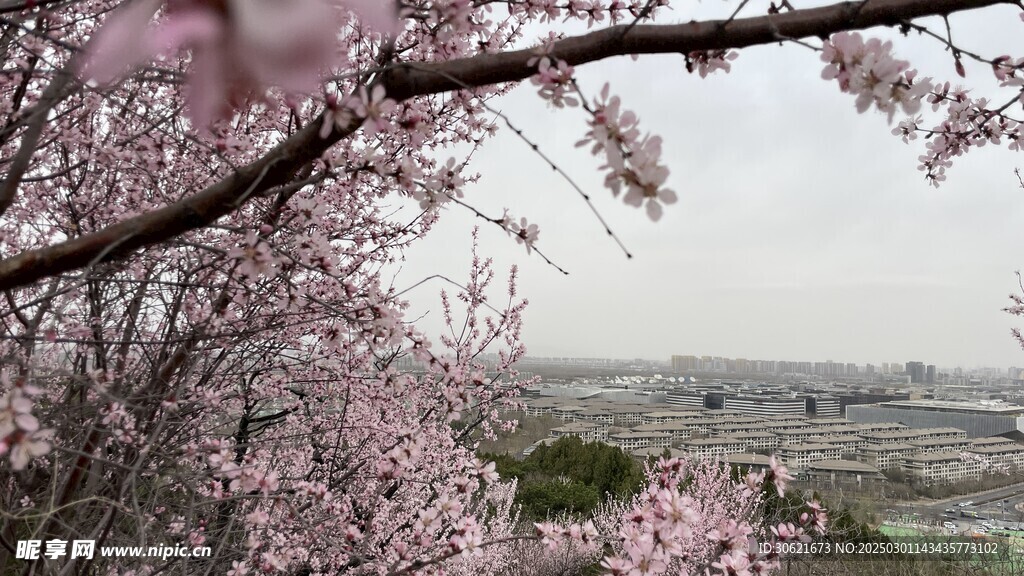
xmin=926 ymin=365 xmax=936 ymax=384
xmin=906 ymin=361 xmax=926 ymax=384
xmin=671 ymin=355 xmax=700 ymax=372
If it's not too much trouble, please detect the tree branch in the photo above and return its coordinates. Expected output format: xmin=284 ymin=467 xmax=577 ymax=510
xmin=0 ymin=0 xmax=1012 ymax=290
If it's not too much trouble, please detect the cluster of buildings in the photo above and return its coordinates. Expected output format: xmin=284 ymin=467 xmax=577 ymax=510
xmin=671 ymin=355 xmax=914 ymax=379
xmin=668 ymin=354 xmax=1024 ymax=387
xmin=520 ymin=394 xmax=1024 ymax=487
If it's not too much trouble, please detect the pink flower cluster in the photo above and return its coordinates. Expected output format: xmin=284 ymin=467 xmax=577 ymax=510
xmin=532 ymin=57 xmax=579 ymax=108
xmin=685 ymin=50 xmax=739 ymax=78
xmin=0 ymin=377 xmax=52 ymax=471
xmin=913 ymin=81 xmax=1022 ymax=186
xmin=821 ymin=32 xmax=932 ymax=123
xmin=578 ymin=84 xmax=678 ymax=221
xmin=320 ymin=85 xmax=398 ymax=139
xmin=81 ymin=0 xmax=398 ymax=126
xmin=530 ymin=454 xmax=833 ymax=576
xmin=502 ymin=214 xmax=541 ymax=254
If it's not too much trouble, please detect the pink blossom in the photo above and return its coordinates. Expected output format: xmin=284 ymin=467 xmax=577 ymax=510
xmin=821 ymin=32 xmax=933 ymax=123
xmin=508 ymin=218 xmax=540 ymax=254
xmin=80 ymin=0 xmax=401 ymax=126
xmin=768 ymin=455 xmax=794 ymax=497
xmin=600 ymin=556 xmax=632 ymax=576
xmin=535 ymin=522 xmax=564 ymax=550
xmin=2 ymin=429 xmax=54 ymax=470
xmin=770 ymin=522 xmax=808 ymax=542
xmin=532 ymin=58 xmax=579 ymax=108
xmin=711 ymin=549 xmax=752 ymax=576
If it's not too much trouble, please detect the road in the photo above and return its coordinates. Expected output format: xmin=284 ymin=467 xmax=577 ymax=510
xmin=884 ymin=480 xmax=1024 ymax=536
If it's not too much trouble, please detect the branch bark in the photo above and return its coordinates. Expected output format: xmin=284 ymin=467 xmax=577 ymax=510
xmin=0 ymin=0 xmax=1011 ymax=290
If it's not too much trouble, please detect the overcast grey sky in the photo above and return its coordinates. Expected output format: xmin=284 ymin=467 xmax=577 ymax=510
xmin=394 ymin=2 xmax=1024 ymax=370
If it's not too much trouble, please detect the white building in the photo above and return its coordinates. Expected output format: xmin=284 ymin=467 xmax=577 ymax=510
xmin=641 ymin=411 xmax=701 ymax=425
xmin=609 ymin=431 xmax=673 ymax=452
xmin=966 ymin=445 xmax=1024 ymax=471
xmin=682 ymin=438 xmax=746 ymax=460
xmin=630 ymin=422 xmax=693 ymax=442
xmin=855 ymin=443 xmax=917 ymax=470
xmin=812 ymin=435 xmax=865 ymax=454
xmin=901 ymin=451 xmax=983 ymax=486
xmin=907 ymin=438 xmax=972 ymax=454
xmin=778 ymin=443 xmax=843 ymax=469
xmin=726 ymin=432 xmax=780 ymax=452
xmin=549 ymin=421 xmax=607 ymax=443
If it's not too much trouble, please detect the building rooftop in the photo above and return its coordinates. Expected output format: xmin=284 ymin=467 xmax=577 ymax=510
xmin=762 ymin=420 xmax=813 ymax=429
xmin=781 ymin=443 xmax=841 ymax=452
xmin=631 ymin=422 xmax=693 ymax=432
xmin=817 ymin=435 xmax=864 ymax=443
xmin=971 ymin=437 xmax=1019 ymax=446
xmin=679 ymin=418 xmax=734 ymax=426
xmin=551 ymin=422 xmax=604 ymax=433
xmin=967 ymin=445 xmax=1024 ymax=454
xmin=907 ymin=438 xmax=971 ymax=448
xmin=806 ymin=460 xmax=884 ymax=474
xmin=881 ymin=400 xmax=1024 ymax=415
xmin=604 ymin=405 xmax=653 ymax=415
xmin=903 ymin=451 xmax=972 ymax=463
xmin=857 ymin=443 xmax=917 ymax=452
xmin=610 ymin=431 xmax=672 ymax=440
xmin=854 ymin=422 xmax=909 ymax=430
xmin=703 ymin=409 xmax=743 ymax=416
xmin=726 ymin=453 xmax=773 ymax=466
xmin=860 ymin=427 xmax=966 ymax=440
xmin=642 ymin=411 xmax=698 ymax=419
xmin=683 ymin=438 xmax=746 ymax=447
xmin=632 ymin=447 xmax=686 ymax=459
xmin=727 ymin=431 xmax=777 ymax=439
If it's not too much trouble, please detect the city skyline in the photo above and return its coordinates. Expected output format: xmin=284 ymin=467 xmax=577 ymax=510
xmin=518 ymin=352 xmax=1020 ymax=374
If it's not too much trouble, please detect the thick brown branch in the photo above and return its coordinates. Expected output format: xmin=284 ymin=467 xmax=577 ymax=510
xmin=0 ymin=0 xmax=1012 ymax=290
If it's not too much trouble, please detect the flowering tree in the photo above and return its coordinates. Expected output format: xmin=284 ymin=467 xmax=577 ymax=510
xmin=0 ymin=0 xmax=1021 ymax=574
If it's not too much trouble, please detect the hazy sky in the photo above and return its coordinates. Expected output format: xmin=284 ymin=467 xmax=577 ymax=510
xmin=393 ymin=3 xmax=1024 ymax=370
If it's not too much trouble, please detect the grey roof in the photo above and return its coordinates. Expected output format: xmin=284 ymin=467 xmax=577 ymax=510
xmin=632 ymin=447 xmax=687 ymax=459
xmin=903 ymin=451 xmax=973 ymax=463
xmin=726 ymin=453 xmax=773 ymax=466
xmin=683 ymin=438 xmax=746 ymax=447
xmin=857 ymin=442 xmax=917 ymax=452
xmin=610 ymin=431 xmax=672 ymax=440
xmin=631 ymin=422 xmax=693 ymax=432
xmin=807 ymin=459 xmax=883 ymax=474
xmin=971 ymin=437 xmax=1019 ymax=446
xmin=781 ymin=443 xmax=842 ymax=452
xmin=968 ymin=445 xmax=1024 ymax=454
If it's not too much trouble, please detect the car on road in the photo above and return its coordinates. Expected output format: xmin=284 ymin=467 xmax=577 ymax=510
xmin=945 ymin=508 xmax=956 ymax=513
